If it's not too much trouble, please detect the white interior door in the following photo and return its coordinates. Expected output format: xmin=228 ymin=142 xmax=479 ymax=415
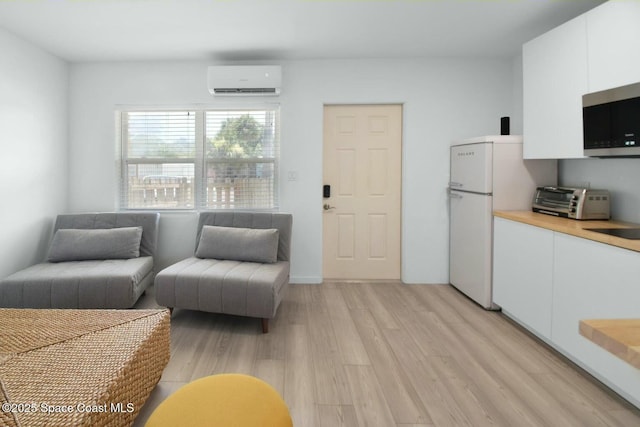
xmin=322 ymin=104 xmax=402 ymax=280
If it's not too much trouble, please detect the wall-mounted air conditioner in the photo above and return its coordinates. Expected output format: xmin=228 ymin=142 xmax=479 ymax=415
xmin=207 ymin=65 xmax=281 ymax=96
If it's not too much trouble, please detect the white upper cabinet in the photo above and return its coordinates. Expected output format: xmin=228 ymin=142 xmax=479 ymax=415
xmin=523 ymin=15 xmax=588 ymax=159
xmin=523 ymin=2 xmax=640 ymax=159
xmin=586 ymin=2 xmax=640 ymax=92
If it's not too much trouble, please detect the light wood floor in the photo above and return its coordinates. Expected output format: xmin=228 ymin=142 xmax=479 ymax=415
xmin=133 ymin=282 xmax=640 ymax=426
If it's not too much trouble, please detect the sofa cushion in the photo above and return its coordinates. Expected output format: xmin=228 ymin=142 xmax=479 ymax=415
xmin=154 ymin=257 xmax=290 ymax=319
xmin=53 ymin=213 xmax=159 ymax=258
xmin=48 ymin=227 xmax=143 ymax=262
xmin=0 ymin=257 xmax=154 ymax=309
xmin=195 ymin=226 xmax=279 ymax=263
xmin=196 ymin=212 xmax=292 ymax=262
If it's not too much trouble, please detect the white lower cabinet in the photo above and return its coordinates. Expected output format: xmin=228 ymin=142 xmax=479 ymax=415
xmin=493 ymin=217 xmax=554 ymax=340
xmin=493 ymin=218 xmax=640 ymax=408
xmin=553 ymin=232 xmax=640 ymax=407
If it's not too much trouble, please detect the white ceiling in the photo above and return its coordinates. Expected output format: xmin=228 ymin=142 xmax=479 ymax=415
xmin=0 ymin=0 xmax=605 ymax=63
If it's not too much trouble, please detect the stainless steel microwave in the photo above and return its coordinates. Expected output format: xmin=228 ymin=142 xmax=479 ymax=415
xmin=583 ymin=81 xmax=640 ymax=157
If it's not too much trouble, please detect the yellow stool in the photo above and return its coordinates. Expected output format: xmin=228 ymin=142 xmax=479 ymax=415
xmin=145 ymin=373 xmax=292 ymax=427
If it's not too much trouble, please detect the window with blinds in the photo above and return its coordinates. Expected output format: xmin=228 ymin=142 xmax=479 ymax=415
xmin=119 ymin=107 xmax=279 ymax=210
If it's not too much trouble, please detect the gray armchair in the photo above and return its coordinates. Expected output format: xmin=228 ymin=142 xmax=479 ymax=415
xmin=154 ymin=212 xmax=292 ymax=333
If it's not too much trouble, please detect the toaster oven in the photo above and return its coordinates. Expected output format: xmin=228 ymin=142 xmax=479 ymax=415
xmin=532 ymin=186 xmax=610 ymax=220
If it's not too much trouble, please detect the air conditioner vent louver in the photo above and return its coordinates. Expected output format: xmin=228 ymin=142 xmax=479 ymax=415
xmin=213 ymin=87 xmax=278 ymax=95
xmin=207 ymin=65 xmax=281 ymax=97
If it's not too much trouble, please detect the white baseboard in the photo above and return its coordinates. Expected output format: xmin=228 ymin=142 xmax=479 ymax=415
xmin=289 ymin=276 xmax=322 ymax=284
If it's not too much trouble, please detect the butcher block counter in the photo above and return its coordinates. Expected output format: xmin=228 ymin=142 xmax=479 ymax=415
xmin=580 ymin=319 xmax=640 ymax=370
xmin=493 ymin=210 xmax=640 ymax=253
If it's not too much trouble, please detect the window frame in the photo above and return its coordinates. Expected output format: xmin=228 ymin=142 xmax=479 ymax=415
xmin=117 ymin=105 xmax=280 ymax=211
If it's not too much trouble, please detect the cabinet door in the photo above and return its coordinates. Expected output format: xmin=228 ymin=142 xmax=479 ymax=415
xmin=523 ymin=15 xmax=588 ymax=159
xmin=553 ymin=233 xmax=640 ymax=406
xmin=493 ymin=218 xmax=554 ymax=339
xmin=587 ymin=2 xmax=640 ymax=92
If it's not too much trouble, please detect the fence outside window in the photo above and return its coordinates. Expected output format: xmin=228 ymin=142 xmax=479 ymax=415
xmin=118 ymin=108 xmax=279 ymax=210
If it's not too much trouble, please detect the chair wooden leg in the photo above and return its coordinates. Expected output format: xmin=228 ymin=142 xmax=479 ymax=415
xmin=261 ymin=318 xmax=269 ymax=334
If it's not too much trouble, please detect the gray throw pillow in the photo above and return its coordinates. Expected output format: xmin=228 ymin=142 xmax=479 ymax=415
xmin=196 ymin=225 xmax=279 ymax=263
xmin=48 ymin=227 xmax=143 ymax=262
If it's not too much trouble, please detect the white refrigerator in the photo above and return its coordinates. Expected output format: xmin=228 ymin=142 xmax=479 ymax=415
xmin=448 ymin=135 xmax=556 ymax=309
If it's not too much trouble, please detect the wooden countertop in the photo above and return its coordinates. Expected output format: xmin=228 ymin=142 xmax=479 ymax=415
xmin=493 ymin=210 xmax=640 ymax=253
xmin=580 ymin=319 xmax=640 ymax=370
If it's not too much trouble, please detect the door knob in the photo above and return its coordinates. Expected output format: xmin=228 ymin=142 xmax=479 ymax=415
xmin=323 ymin=204 xmax=336 ymax=211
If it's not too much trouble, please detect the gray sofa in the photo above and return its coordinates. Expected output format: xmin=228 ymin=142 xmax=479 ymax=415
xmin=154 ymin=212 xmax=292 ymax=333
xmin=0 ymin=212 xmax=159 ymax=309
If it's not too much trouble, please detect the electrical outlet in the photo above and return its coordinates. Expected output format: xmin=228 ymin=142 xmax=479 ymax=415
xmin=287 ymin=171 xmax=298 ymax=181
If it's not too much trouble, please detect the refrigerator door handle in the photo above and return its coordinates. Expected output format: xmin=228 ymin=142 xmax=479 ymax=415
xmin=449 ymin=181 xmax=463 ymax=188
xmin=447 ymin=188 xmax=463 ymax=199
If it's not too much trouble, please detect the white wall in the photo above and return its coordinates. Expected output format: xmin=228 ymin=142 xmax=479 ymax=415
xmin=68 ymin=57 xmax=515 ymax=284
xmin=511 ymin=54 xmax=524 ymax=135
xmin=0 ymin=28 xmax=69 ymax=278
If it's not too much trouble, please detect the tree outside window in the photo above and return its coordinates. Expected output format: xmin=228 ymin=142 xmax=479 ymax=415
xmin=120 ymin=108 xmax=279 ymax=210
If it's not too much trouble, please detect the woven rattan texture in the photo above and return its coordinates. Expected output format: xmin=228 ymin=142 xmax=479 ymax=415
xmin=0 ymin=309 xmax=170 ymax=427
xmin=0 ymin=309 xmax=158 ymax=355
xmin=0 ymin=379 xmax=19 ymax=427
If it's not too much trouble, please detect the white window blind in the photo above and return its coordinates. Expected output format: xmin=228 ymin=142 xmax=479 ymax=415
xmin=204 ymin=110 xmax=278 ymax=210
xmin=119 ymin=107 xmax=279 ymax=210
